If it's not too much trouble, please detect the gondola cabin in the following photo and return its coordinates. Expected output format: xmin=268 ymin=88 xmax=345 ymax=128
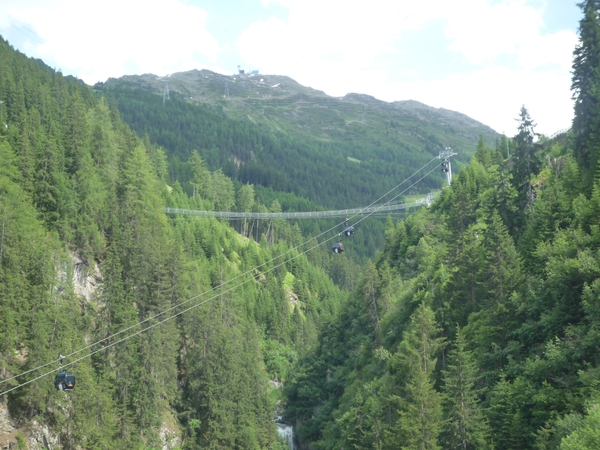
xmin=343 ymin=226 xmax=355 ymax=237
xmin=332 ymin=242 xmax=345 ymax=254
xmin=55 ymin=372 xmax=76 ymax=391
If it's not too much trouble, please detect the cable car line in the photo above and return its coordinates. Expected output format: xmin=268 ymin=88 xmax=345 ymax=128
xmin=1 ymin=236 xmax=334 ymax=397
xmin=0 ymin=156 xmax=442 ymax=396
xmin=0 ymin=161 xmax=439 ymax=396
xmin=2 ymin=206 xmax=385 ymax=397
xmin=1 ymin=200 xmax=362 ymax=389
xmin=0 ymin=158 xmax=440 ymax=393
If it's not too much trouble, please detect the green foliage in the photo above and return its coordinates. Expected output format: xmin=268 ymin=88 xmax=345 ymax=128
xmin=571 ymin=0 xmax=600 ymax=191
xmin=284 ymin=86 xmax=600 ymax=450
xmin=263 ymin=339 xmax=298 ymax=382
xmin=8 ymin=4 xmax=600 ymax=447
xmin=0 ymin=36 xmax=345 ymax=448
xmin=96 ymin=76 xmax=495 ymax=262
xmin=389 ymin=303 xmax=445 ymax=450
xmin=442 ymin=327 xmax=492 ymax=450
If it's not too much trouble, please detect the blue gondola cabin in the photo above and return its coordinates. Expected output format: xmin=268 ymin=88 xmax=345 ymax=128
xmin=55 ymin=372 xmax=76 ymax=391
xmin=332 ymin=242 xmax=345 ymax=254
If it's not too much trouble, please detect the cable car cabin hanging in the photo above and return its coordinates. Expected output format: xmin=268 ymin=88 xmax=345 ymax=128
xmin=54 ymin=372 xmax=76 ymax=391
xmin=54 ymin=354 xmax=75 ymax=391
xmin=332 ymin=242 xmax=345 ymax=254
xmin=343 ymin=226 xmax=355 ymax=237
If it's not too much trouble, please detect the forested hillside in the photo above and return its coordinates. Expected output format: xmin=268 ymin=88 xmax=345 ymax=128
xmin=94 ymin=74 xmax=500 ymax=262
xmin=282 ymin=2 xmax=600 ymax=448
xmin=0 ymin=36 xmax=350 ymax=448
xmin=2 ymin=2 xmax=598 ymax=449
xmin=96 ymin=70 xmax=498 ymax=210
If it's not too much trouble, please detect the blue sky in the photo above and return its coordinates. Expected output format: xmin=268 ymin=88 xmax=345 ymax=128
xmin=0 ymin=0 xmax=581 ymax=136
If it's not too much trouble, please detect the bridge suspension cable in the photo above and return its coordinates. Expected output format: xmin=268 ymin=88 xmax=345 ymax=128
xmin=163 ymin=195 xmax=434 ymax=220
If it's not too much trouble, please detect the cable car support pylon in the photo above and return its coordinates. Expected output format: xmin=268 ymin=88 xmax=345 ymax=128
xmin=438 ymin=147 xmax=457 ymax=186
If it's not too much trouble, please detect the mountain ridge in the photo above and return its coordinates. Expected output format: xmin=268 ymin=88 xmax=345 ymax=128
xmin=99 ymin=68 xmax=499 ymax=152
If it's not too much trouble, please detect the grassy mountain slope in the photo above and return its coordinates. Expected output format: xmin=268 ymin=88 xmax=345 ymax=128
xmin=106 ymin=69 xmax=497 ymax=155
xmin=97 ymin=69 xmax=499 ymax=210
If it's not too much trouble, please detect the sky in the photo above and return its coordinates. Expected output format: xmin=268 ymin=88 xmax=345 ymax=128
xmin=0 ymin=0 xmax=581 ymax=136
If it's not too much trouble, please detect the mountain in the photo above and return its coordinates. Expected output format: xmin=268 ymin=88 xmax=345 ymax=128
xmin=96 ymin=69 xmax=500 ymax=210
xmin=105 ymin=69 xmax=497 ymax=150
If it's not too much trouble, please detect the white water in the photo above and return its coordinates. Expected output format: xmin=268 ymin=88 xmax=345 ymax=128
xmin=275 ymin=415 xmax=295 ymax=450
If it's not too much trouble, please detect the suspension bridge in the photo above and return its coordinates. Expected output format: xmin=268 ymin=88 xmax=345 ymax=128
xmin=164 ymin=194 xmax=434 ymax=219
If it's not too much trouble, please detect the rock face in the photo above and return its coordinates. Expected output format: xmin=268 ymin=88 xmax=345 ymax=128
xmin=0 ymin=401 xmax=18 ymax=449
xmin=0 ymin=401 xmax=183 ymax=449
xmin=0 ymin=402 xmax=60 ymax=450
xmin=0 ymin=253 xmax=104 ymax=449
xmin=160 ymin=421 xmax=181 ymax=450
xmin=25 ymin=420 xmax=60 ymax=450
xmin=71 ymin=253 xmax=102 ymax=303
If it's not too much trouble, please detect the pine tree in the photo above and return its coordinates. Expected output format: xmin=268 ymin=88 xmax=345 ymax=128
xmin=559 ymin=397 xmax=600 ymax=449
xmin=572 ymin=0 xmax=600 ymax=190
xmin=466 ymin=211 xmax=523 ymax=378
xmin=442 ymin=328 xmax=491 ymax=450
xmin=388 ymin=303 xmax=445 ymax=450
xmin=188 ymin=149 xmax=210 ymax=199
xmin=511 ymin=106 xmax=539 ymax=229
xmin=211 ymin=168 xmax=235 ymax=212
xmin=474 ymin=135 xmax=493 ymax=168
xmin=360 ymin=260 xmax=383 ymax=340
xmin=237 ymin=183 xmax=255 ymax=237
xmin=95 ymin=242 xmax=140 ymax=443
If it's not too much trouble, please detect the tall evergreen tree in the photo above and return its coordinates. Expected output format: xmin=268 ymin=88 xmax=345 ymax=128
xmin=237 ymin=183 xmax=255 ymax=237
xmin=511 ymin=106 xmax=539 ymax=229
xmin=572 ymin=0 xmax=600 ymax=190
xmin=360 ymin=260 xmax=383 ymax=340
xmin=388 ymin=303 xmax=445 ymax=450
xmin=442 ymin=327 xmax=491 ymax=450
xmin=474 ymin=135 xmax=493 ymax=168
xmin=188 ymin=149 xmax=210 ymax=200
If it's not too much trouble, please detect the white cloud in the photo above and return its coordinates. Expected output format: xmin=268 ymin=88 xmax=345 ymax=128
xmin=442 ymin=0 xmax=544 ymax=65
xmin=516 ymin=30 xmax=577 ymax=70
xmin=240 ymin=0 xmax=448 ymax=71
xmin=383 ymin=67 xmax=573 ymax=136
xmin=0 ymin=0 xmax=577 ymax=136
xmin=239 ymin=0 xmax=577 ymax=135
xmin=0 ymin=0 xmax=220 ymax=84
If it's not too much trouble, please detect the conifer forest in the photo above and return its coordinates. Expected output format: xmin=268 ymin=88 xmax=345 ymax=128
xmin=3 ymin=2 xmax=600 ymax=449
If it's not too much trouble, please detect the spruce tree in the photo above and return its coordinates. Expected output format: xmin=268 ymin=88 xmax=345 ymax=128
xmin=442 ymin=327 xmax=491 ymax=450
xmin=188 ymin=149 xmax=210 ymax=200
xmin=237 ymin=183 xmax=255 ymax=237
xmin=388 ymin=303 xmax=445 ymax=450
xmin=572 ymin=0 xmax=600 ymax=190
xmin=474 ymin=135 xmax=493 ymax=168
xmin=511 ymin=106 xmax=539 ymax=230
xmin=360 ymin=260 xmax=383 ymax=340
